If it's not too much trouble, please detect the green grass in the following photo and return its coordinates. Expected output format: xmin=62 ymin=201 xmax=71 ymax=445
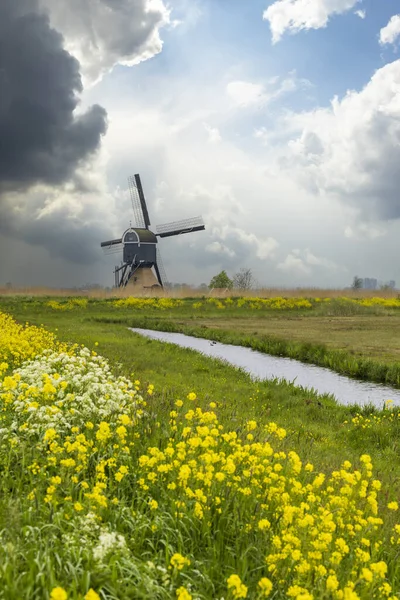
xmin=1 ymin=295 xmax=400 ymax=489
xmin=2 ymin=297 xmax=400 ymax=598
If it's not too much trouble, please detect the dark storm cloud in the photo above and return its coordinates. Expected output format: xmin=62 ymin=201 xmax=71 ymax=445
xmin=0 ymin=0 xmax=112 ymax=277
xmin=0 ymin=0 xmax=107 ymax=191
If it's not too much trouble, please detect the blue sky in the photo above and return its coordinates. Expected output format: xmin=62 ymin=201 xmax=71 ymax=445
xmin=156 ymin=0 xmax=400 ymax=101
xmin=2 ymin=0 xmax=400 ymax=288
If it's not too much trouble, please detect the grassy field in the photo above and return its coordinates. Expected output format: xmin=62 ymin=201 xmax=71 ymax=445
xmin=4 ymin=294 xmax=400 ymax=383
xmin=1 ymin=285 xmax=400 ymax=299
xmin=1 ymin=295 xmax=400 ymax=599
xmin=2 ymin=294 xmax=400 ymax=483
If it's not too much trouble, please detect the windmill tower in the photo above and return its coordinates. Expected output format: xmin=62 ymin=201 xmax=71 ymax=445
xmin=101 ymin=174 xmax=205 ymax=289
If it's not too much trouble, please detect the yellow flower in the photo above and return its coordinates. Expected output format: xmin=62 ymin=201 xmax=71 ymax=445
xmin=326 ymin=575 xmax=339 ymax=591
xmin=258 ymin=519 xmax=271 ymax=531
xmin=74 ymin=502 xmax=84 ymax=512
xmin=170 ymin=553 xmax=191 ymax=570
xmin=118 ymin=414 xmax=131 ymax=426
xmin=388 ymin=501 xmax=398 ymax=511
xmin=149 ymin=499 xmax=158 ymax=510
xmin=44 ymin=428 xmax=58 ymax=442
xmin=85 ymin=590 xmax=100 ymax=600
xmin=96 ymin=422 xmax=111 ymax=442
xmin=187 ymin=392 xmax=197 ymax=401
xmin=176 ymin=586 xmax=192 ymax=600
xmin=370 ymin=561 xmax=388 ymax=578
xmin=194 ymin=501 xmax=204 ymax=519
xmin=361 ymin=568 xmax=373 ymax=583
xmin=116 ymin=425 xmax=127 ymax=440
xmin=50 ymin=588 xmax=68 ymax=600
xmin=227 ymin=574 xmax=247 ymax=599
xmin=258 ymin=577 xmax=273 ymax=596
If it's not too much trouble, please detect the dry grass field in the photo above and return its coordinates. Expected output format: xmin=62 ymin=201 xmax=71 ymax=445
xmin=1 ymin=285 xmax=399 ymax=299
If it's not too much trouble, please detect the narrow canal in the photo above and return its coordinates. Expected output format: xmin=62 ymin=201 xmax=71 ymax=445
xmin=131 ymin=328 xmax=400 ymax=408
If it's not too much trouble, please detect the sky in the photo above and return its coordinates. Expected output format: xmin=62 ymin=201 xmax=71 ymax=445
xmin=1 ymin=0 xmax=400 ymax=289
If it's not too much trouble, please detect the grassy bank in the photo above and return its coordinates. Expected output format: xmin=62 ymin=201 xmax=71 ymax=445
xmin=2 ymin=309 xmax=400 ymax=599
xmin=2 ymin=298 xmax=400 ymax=598
xmin=4 ymin=294 xmax=398 ymax=386
xmin=1 ymin=296 xmax=400 ymax=485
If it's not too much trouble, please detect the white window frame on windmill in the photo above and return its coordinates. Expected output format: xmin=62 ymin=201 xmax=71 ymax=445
xmin=122 ymin=229 xmax=140 ymax=245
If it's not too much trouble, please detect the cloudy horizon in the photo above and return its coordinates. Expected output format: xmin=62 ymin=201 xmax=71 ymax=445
xmin=1 ymin=0 xmax=400 ymax=289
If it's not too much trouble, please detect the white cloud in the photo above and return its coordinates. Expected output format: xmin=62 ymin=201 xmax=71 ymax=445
xmin=226 ymin=73 xmax=307 ymax=109
xmin=204 ymin=124 xmax=222 ymax=143
xmin=282 ymin=59 xmax=400 ymax=221
xmin=344 ymin=223 xmax=386 ymax=240
xmin=226 ymin=81 xmax=266 ymax=108
xmin=303 ymin=249 xmax=342 ymax=271
xmin=277 ymin=249 xmax=342 ymax=276
xmin=206 ymin=241 xmax=236 ymax=258
xmin=379 ymin=14 xmax=400 ymax=47
xmin=212 ymin=224 xmax=279 ymax=261
xmin=354 ymin=9 xmax=366 ymax=19
xmin=278 ymin=251 xmax=311 ymax=275
xmin=263 ymin=0 xmax=362 ymax=43
xmin=39 ymin=0 xmax=170 ymax=84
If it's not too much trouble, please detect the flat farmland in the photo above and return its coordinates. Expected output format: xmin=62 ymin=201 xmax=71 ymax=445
xmin=168 ymin=314 xmax=400 ymax=364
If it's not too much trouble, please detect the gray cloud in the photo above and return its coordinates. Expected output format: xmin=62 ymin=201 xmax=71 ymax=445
xmin=0 ymin=0 xmax=112 ymax=271
xmin=0 ymin=0 xmax=107 ymax=192
xmin=0 ymin=190 xmax=112 ymax=265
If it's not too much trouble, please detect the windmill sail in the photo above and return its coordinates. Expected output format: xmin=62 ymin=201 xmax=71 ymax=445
xmin=156 ymin=247 xmax=168 ymax=286
xmin=101 ymin=173 xmax=206 ymax=289
xmin=101 ymin=238 xmax=123 ymax=254
xmin=135 ymin=174 xmax=151 ymax=228
xmin=128 ymin=174 xmax=150 ymax=229
xmin=156 ymin=216 xmax=205 ymax=238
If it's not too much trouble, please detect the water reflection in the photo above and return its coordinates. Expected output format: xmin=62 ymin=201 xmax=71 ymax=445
xmin=131 ymin=328 xmax=400 ymax=408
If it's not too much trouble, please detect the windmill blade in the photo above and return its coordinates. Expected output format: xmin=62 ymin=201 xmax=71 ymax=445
xmin=135 ymin=174 xmax=151 ymax=228
xmin=101 ymin=238 xmax=122 ymax=248
xmin=100 ymin=238 xmax=123 ymax=254
xmin=128 ymin=174 xmax=151 ymax=229
xmin=156 ymin=247 xmax=168 ymax=286
xmin=156 ymin=216 xmax=205 ymax=238
xmin=102 ymin=245 xmax=123 ymax=255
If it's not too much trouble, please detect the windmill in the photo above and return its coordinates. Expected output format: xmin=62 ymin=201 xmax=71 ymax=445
xmin=101 ymin=174 xmax=205 ymax=289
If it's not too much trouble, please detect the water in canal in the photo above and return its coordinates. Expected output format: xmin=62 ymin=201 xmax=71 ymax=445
xmin=130 ymin=328 xmax=400 ymax=409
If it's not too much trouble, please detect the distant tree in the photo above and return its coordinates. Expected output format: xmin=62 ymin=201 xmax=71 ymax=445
xmin=352 ymin=276 xmax=363 ymax=290
xmin=233 ymin=267 xmax=255 ymax=290
xmin=209 ymin=270 xmax=233 ymax=289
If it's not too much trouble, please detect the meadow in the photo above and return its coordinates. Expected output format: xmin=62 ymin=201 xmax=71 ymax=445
xmin=1 ymin=294 xmax=400 ymax=599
